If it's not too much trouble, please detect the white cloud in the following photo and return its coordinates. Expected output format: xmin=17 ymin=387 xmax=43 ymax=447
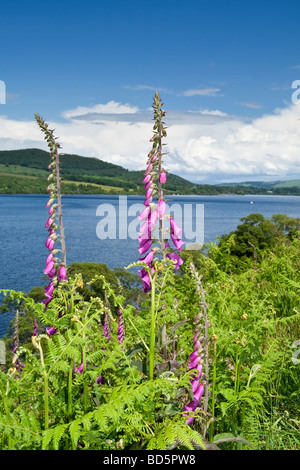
xmin=1 ymin=100 xmax=300 ymax=184
xmin=62 ymin=101 xmax=139 ymax=119
xmin=181 ymin=88 xmax=222 ymax=97
xmin=199 ymin=109 xmax=228 ymax=117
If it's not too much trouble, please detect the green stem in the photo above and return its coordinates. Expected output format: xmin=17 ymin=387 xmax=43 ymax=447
xmin=82 ymin=312 xmax=88 ymax=414
xmin=83 ymin=348 xmax=88 ymax=414
xmin=209 ymin=342 xmax=217 ymax=441
xmin=67 ymin=362 xmax=73 ymax=422
xmin=127 ymin=316 xmax=149 ymax=352
xmin=0 ymin=382 xmax=12 ymax=449
xmin=234 ymin=355 xmax=240 ymax=395
xmin=149 ymin=275 xmax=156 ymax=380
xmin=44 ymin=372 xmax=49 ymax=431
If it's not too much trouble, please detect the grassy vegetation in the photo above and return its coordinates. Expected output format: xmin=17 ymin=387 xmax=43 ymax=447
xmin=0 ymin=214 xmax=299 ymax=450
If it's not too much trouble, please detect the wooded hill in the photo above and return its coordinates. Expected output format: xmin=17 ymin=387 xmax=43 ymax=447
xmin=1 ymin=148 xmax=300 ymax=195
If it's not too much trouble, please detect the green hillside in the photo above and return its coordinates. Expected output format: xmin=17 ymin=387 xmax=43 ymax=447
xmin=1 ymin=148 xmax=300 ymax=195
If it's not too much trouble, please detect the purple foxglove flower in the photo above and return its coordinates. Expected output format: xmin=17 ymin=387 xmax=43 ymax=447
xmin=166 ymin=251 xmax=183 ymax=270
xmin=146 ymin=187 xmax=153 ymax=199
xmin=193 ymin=383 xmax=204 ymax=402
xmin=170 ymin=217 xmax=183 ymax=238
xmin=143 ymin=174 xmax=151 ymax=184
xmin=185 ymin=416 xmax=195 ymax=425
xmin=42 ymin=297 xmax=52 ymax=308
xmin=138 ymin=268 xmax=151 ymax=293
xmin=139 ymin=249 xmax=154 ymax=266
xmin=96 ymin=375 xmax=104 ymax=385
xmin=157 ymin=199 xmax=166 ymax=220
xmin=58 ymin=265 xmax=67 ymax=281
xmin=145 ymin=164 xmax=152 ymax=173
xmin=138 ymin=223 xmax=151 ymax=241
xmin=139 ymin=215 xmax=154 ymax=239
xmin=33 ymin=319 xmax=39 ymax=337
xmin=171 ymin=234 xmax=185 ymax=252
xmin=45 ymin=253 xmax=54 ymax=264
xmin=183 ymin=399 xmax=198 ymax=413
xmin=144 ymin=180 xmax=153 ymax=190
xmin=144 ymin=196 xmax=153 ymax=206
xmin=46 ymin=325 xmax=56 ymax=335
xmin=138 ymin=235 xmax=151 ymax=247
xmin=138 ymin=238 xmax=152 ymax=255
xmin=75 ymin=363 xmax=83 ymax=374
xmin=138 ymin=205 xmax=150 ymax=221
xmin=46 ymin=238 xmax=55 ymax=251
xmin=48 ymin=267 xmax=57 ymax=278
xmin=188 ymin=355 xmax=201 ymax=370
xmin=191 ymin=377 xmax=201 ymax=394
xmin=189 ymin=350 xmax=200 ymax=362
xmin=151 ymin=154 xmax=157 ymax=163
xmin=44 ymin=260 xmax=55 ymax=275
xmin=44 ymin=283 xmax=55 ymax=299
xmin=189 ymin=363 xmax=202 ymax=381
xmin=118 ymin=308 xmax=124 ymax=348
xmin=160 ymin=170 xmax=167 ymax=184
xmin=45 ymin=217 xmax=55 ymax=228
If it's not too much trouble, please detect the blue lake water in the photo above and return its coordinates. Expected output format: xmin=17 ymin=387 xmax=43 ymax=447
xmin=1 ymin=193 xmax=300 ymax=336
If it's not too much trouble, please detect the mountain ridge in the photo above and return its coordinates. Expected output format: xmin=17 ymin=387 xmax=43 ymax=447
xmin=1 ymin=148 xmax=300 ymax=196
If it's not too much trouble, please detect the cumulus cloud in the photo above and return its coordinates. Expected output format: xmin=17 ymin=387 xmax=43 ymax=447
xmin=1 ymin=100 xmax=300 ymax=183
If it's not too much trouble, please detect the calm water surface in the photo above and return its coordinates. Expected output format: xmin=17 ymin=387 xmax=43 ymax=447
xmin=1 ymin=194 xmax=300 ymax=335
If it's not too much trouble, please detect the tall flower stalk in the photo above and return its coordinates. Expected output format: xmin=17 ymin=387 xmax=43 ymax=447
xmin=183 ymin=263 xmax=210 ymax=435
xmin=137 ymin=92 xmax=185 ymax=380
xmin=35 ymin=114 xmax=67 ymax=318
xmin=11 ymin=310 xmax=25 ymax=375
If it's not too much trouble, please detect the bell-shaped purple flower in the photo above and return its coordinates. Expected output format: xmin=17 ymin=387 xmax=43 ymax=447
xmin=138 ymin=205 xmax=151 ymax=221
xmin=138 ymin=238 xmax=152 ymax=255
xmin=143 ymin=174 xmax=151 ymax=184
xmin=139 ymin=249 xmax=154 ymax=266
xmin=183 ymin=321 xmax=204 ymax=425
xmin=171 ymin=234 xmax=185 ymax=252
xmin=33 ymin=319 xmax=39 ymax=337
xmin=143 ymin=196 xmax=153 ymax=206
xmin=157 ymin=198 xmax=166 ymax=220
xmin=46 ymin=237 xmax=55 ymax=251
xmin=58 ymin=265 xmax=67 ymax=282
xmin=166 ymin=251 xmax=183 ymax=270
xmin=160 ymin=170 xmax=167 ymax=184
xmin=75 ymin=362 xmax=83 ymax=374
xmin=44 ymin=260 xmax=55 ymax=275
xmin=138 ymin=268 xmax=151 ymax=293
xmin=46 ymin=325 xmax=56 ymax=336
xmin=118 ymin=308 xmax=124 ymax=349
xmin=170 ymin=217 xmax=183 ymax=238
xmin=44 ymin=281 xmax=55 ymax=298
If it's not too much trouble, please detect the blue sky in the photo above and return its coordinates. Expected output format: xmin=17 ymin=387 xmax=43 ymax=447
xmin=1 ymin=0 xmax=300 ymax=183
